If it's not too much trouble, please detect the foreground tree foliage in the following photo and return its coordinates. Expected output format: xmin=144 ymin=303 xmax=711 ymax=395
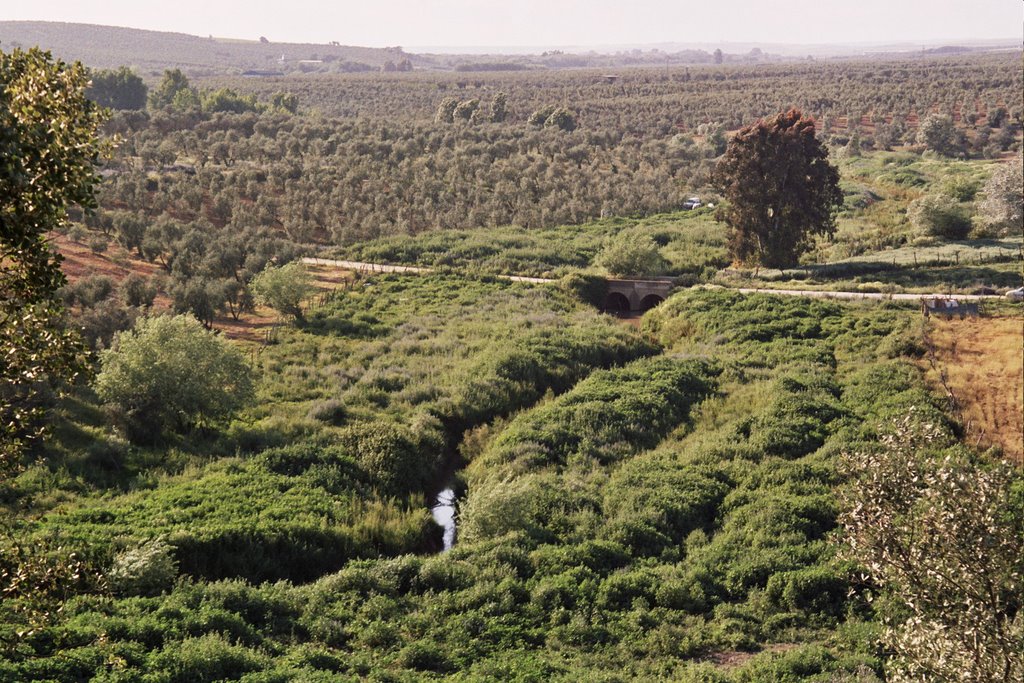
xmin=713 ymin=108 xmax=843 ymax=268
xmin=841 ymin=414 xmax=1023 ymax=682
xmin=0 ymin=47 xmax=104 ymax=474
xmin=95 ymin=314 xmax=254 ymax=439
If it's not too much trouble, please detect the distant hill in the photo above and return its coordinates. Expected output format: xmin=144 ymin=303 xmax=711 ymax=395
xmin=4 ymin=21 xmax=1015 ymax=79
xmin=0 ymin=21 xmax=726 ymax=75
xmin=0 ymin=21 xmax=420 ymax=77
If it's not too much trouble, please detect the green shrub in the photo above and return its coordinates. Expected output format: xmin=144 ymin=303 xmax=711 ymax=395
xmin=595 ymin=231 xmax=669 ymax=277
xmin=907 ymin=194 xmax=972 ymax=239
xmin=766 ymin=566 xmax=848 ymax=616
xmin=306 ymin=399 xmax=347 ymax=425
xmin=558 ymin=272 xmax=608 ymax=308
xmin=95 ymin=314 xmax=254 ymax=439
xmin=395 ymin=640 xmax=451 ymax=672
xmin=339 ymin=421 xmax=440 ymax=495
xmin=148 ymin=633 xmax=265 ymax=683
xmin=108 ymin=537 xmax=178 ymax=597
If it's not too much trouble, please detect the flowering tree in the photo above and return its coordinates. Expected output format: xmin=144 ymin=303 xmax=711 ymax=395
xmin=840 ymin=413 xmax=1023 ymax=682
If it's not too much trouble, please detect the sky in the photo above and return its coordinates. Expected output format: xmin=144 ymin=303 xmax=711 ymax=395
xmin=4 ymin=1 xmax=1022 ymax=48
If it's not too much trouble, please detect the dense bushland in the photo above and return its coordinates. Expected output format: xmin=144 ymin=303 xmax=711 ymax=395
xmin=6 ymin=288 xmax=1004 ymax=681
xmin=12 ymin=274 xmax=654 ymax=587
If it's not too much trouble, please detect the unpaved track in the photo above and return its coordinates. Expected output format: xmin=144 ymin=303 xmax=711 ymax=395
xmin=302 ymin=258 xmax=1006 ymax=301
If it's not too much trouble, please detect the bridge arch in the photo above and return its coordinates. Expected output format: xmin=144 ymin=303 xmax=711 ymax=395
xmin=639 ymin=294 xmax=665 ymax=311
xmin=604 ymin=292 xmax=631 ymax=314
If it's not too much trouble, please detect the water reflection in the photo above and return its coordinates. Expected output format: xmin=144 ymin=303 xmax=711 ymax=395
xmin=430 ymin=487 xmax=457 ymax=551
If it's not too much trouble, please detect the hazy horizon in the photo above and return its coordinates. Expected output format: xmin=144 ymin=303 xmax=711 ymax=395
xmin=5 ymin=1 xmax=1022 ymax=50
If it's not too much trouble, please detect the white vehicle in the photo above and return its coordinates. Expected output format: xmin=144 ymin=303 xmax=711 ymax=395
xmin=682 ymin=197 xmax=702 ymax=210
xmin=1005 ymin=286 xmax=1024 ymax=301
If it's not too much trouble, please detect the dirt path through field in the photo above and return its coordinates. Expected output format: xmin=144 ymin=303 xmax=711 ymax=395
xmin=922 ymin=316 xmax=1024 ymax=464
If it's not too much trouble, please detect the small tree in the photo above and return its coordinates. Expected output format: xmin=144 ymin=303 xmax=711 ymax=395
xmin=544 ymin=107 xmax=578 ymax=132
xmin=148 ymin=68 xmax=196 ymax=110
xmin=95 ymin=314 xmax=254 ymax=439
xmin=490 ymin=91 xmax=508 ymax=123
xmin=916 ymin=113 xmax=965 ymax=157
xmin=434 ymin=97 xmax=459 ymax=124
xmin=86 ymin=66 xmax=147 ymax=110
xmin=271 ymin=91 xmax=299 ymax=114
xmin=528 ymin=105 xmax=556 ymax=127
xmin=452 ymin=98 xmax=480 ymax=122
xmin=201 ymin=88 xmax=260 ymax=114
xmin=976 ymin=156 xmax=1024 ymax=236
xmin=595 ymin=232 xmax=668 ymax=277
xmin=250 ymin=261 xmax=312 ymax=322
xmin=907 ymin=194 xmax=972 ymax=239
xmin=712 ymin=109 xmax=843 ymax=268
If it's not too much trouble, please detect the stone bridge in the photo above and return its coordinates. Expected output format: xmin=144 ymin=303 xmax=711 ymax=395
xmin=603 ymin=279 xmax=674 ymax=314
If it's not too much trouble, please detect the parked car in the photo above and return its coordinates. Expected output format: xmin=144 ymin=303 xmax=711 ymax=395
xmin=1005 ymin=286 xmax=1024 ymax=301
xmin=682 ymin=197 xmax=702 ymax=210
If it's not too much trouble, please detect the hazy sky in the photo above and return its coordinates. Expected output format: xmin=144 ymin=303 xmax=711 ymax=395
xmin=5 ymin=1 xmax=1022 ymax=47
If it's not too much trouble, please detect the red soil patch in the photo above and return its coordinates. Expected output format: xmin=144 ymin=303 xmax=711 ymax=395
xmin=54 ymin=232 xmax=162 ymax=282
xmin=54 ymin=232 xmax=352 ymax=344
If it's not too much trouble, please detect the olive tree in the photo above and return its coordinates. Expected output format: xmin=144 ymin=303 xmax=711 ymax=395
xmin=1 ymin=47 xmax=105 ymax=473
xmin=975 ymin=156 xmax=1024 ymax=236
xmin=595 ymin=232 xmax=668 ymax=277
xmin=250 ymin=261 xmax=312 ymax=322
xmin=712 ymin=109 xmax=843 ymax=268
xmin=95 ymin=314 xmax=254 ymax=439
xmin=916 ymin=113 xmax=966 ymax=157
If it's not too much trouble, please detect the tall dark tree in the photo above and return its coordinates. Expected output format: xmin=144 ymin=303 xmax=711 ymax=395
xmin=712 ymin=109 xmax=842 ymax=268
xmin=86 ymin=66 xmax=147 ymax=110
xmin=0 ymin=48 xmax=105 ymax=472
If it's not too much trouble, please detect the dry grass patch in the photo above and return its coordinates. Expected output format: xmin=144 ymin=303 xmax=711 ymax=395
xmin=923 ymin=313 xmax=1023 ymax=464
